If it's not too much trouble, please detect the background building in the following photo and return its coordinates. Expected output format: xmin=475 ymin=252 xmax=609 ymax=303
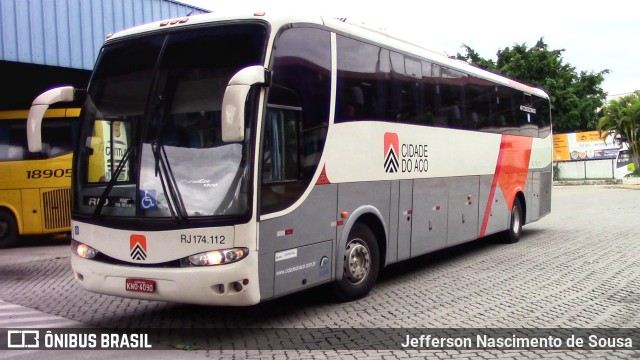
xmin=0 ymin=0 xmax=208 ymax=110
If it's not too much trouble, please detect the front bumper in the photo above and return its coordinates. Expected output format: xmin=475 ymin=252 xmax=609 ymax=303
xmin=71 ymin=250 xmax=260 ymax=306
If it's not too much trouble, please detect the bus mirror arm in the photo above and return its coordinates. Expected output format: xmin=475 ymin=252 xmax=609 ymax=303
xmin=27 ymin=86 xmax=78 ymax=153
xmin=221 ymin=66 xmax=270 ymax=142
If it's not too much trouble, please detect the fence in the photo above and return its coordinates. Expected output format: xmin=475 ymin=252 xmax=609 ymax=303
xmin=555 ymin=159 xmax=614 ymax=180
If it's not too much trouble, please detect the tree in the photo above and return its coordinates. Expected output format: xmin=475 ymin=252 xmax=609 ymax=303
xmin=598 ymin=91 xmax=640 ymax=175
xmin=456 ymin=38 xmax=609 ymax=133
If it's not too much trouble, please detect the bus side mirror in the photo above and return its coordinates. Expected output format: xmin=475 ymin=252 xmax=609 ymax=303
xmin=27 ymin=86 xmax=76 ymax=153
xmin=221 ymin=66 xmax=269 ymax=142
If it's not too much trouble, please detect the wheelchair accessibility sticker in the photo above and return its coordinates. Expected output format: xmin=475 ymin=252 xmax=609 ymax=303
xmin=140 ymin=190 xmax=158 ymax=210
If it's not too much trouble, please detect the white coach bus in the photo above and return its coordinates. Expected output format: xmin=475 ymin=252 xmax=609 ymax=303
xmin=27 ymin=11 xmax=552 ymax=306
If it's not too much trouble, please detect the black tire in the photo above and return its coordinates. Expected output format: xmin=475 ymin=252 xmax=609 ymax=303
xmin=503 ymin=197 xmax=523 ymax=244
xmin=0 ymin=209 xmax=18 ymax=249
xmin=333 ymin=223 xmax=380 ymax=301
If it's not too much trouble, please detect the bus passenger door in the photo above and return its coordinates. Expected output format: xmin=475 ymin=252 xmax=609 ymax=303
xmin=258 ymin=103 xmax=335 ymax=300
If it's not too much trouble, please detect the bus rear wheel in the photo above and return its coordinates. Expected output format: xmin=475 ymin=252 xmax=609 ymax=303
xmin=503 ymin=198 xmax=523 ymax=244
xmin=0 ymin=209 xmax=18 ymax=249
xmin=333 ymin=223 xmax=379 ymax=301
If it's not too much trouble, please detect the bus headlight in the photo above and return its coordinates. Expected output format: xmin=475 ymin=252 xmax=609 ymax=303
xmin=71 ymin=239 xmax=98 ymax=259
xmin=184 ymin=248 xmax=248 ymax=266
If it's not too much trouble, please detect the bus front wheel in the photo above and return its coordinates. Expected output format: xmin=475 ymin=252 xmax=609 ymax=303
xmin=0 ymin=209 xmax=18 ymax=249
xmin=333 ymin=223 xmax=380 ymax=301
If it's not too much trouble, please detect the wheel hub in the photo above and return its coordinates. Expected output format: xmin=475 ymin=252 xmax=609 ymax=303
xmin=344 ymin=240 xmax=371 ymax=284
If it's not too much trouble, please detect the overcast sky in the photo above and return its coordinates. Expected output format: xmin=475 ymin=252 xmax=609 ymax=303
xmin=179 ymin=0 xmax=639 ymax=98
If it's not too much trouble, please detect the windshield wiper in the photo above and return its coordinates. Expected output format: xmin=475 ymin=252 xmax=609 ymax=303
xmin=151 ymin=140 xmax=187 ymax=223
xmin=92 ymin=144 xmax=134 ymax=218
xmin=148 ymin=91 xmax=188 ymax=223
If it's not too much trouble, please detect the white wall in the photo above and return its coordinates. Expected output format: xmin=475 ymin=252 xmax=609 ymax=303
xmin=556 ymin=159 xmax=613 ymax=180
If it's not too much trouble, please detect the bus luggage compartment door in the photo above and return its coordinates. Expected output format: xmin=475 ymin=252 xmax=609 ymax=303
xmin=20 ymin=189 xmax=43 ymax=234
xmin=411 ymin=178 xmax=448 ymax=256
xmin=447 ymin=176 xmax=480 ymax=246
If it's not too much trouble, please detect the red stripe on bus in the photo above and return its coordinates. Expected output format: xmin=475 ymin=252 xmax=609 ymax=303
xmin=480 ymin=135 xmax=533 ymax=237
xmin=480 ymin=140 xmax=506 ymax=237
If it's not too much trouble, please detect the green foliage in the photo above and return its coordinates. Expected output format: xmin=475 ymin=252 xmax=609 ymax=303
xmin=456 ymin=38 xmax=609 ymax=133
xmin=598 ymin=91 xmax=640 ymax=173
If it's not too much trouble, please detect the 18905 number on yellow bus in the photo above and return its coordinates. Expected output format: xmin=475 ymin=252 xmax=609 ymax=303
xmin=26 ymin=169 xmax=72 ymax=179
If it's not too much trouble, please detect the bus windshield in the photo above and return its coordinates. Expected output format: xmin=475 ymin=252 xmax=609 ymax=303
xmin=74 ymin=23 xmax=266 ymax=222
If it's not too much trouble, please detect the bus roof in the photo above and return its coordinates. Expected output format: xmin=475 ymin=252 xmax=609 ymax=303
xmin=105 ymin=11 xmax=549 ymax=100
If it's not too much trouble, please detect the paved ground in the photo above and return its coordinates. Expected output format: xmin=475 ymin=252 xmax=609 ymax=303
xmin=0 ymin=185 xmax=639 ymax=359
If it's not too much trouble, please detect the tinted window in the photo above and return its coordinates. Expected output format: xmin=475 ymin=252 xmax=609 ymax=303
xmin=463 ymin=78 xmax=493 ymax=130
xmin=518 ymin=93 xmax=539 ymax=137
xmin=334 ymin=36 xmax=550 ymax=138
xmin=0 ymin=116 xmax=77 ymax=161
xmin=261 ymin=27 xmax=331 ymax=214
xmin=536 ymin=97 xmax=552 ymax=138
xmin=336 ymin=36 xmax=391 ymax=121
xmin=270 ymin=27 xmax=331 ymax=130
xmin=435 ymin=67 xmax=466 ymax=129
xmin=494 ymin=85 xmax=521 ymax=135
xmin=262 ymin=104 xmax=301 ymax=183
xmin=390 ymin=52 xmax=422 ymax=122
xmin=0 ymin=120 xmax=27 ymax=161
xmin=42 ymin=118 xmax=78 ymax=157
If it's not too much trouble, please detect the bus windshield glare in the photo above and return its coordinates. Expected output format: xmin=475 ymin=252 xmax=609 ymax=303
xmin=74 ymin=24 xmax=266 ymax=222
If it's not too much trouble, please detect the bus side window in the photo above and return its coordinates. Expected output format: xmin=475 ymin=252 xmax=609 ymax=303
xmin=535 ymin=96 xmax=552 ymax=138
xmin=262 ymin=107 xmax=301 ymax=183
xmin=335 ymin=36 xmax=390 ymax=122
xmin=435 ymin=67 xmax=466 ymax=129
xmin=519 ymin=93 xmax=539 ymax=137
xmin=0 ymin=123 xmax=13 ymax=160
xmin=0 ymin=121 xmax=27 ymax=161
xmin=261 ymin=26 xmax=331 ymax=214
xmin=41 ymin=118 xmax=78 ymax=157
xmin=494 ymin=85 xmax=520 ymax=135
xmin=261 ymin=104 xmax=303 ymax=213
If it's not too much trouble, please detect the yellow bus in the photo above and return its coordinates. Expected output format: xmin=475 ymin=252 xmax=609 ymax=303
xmin=0 ymin=108 xmax=78 ymax=248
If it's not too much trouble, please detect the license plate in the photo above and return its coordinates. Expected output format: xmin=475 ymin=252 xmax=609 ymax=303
xmin=125 ymin=278 xmax=156 ymax=293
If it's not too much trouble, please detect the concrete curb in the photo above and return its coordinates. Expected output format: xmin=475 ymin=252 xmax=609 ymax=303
xmin=553 ymin=180 xmax=620 ymax=186
xmin=553 ymin=180 xmax=640 ymax=190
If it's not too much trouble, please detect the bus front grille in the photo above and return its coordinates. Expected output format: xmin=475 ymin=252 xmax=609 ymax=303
xmin=43 ymin=188 xmax=71 ymax=230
